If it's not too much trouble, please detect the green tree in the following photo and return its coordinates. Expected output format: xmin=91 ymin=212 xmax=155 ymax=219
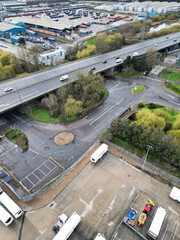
xmin=95 ymin=33 xmax=109 ymax=53
xmin=146 ymin=49 xmax=157 ymax=70
xmin=0 ymin=53 xmax=12 ymax=67
xmin=41 ymin=93 xmax=59 ymax=117
xmin=136 ymin=108 xmax=166 ymax=130
xmin=114 ymin=33 xmax=123 ymax=49
xmin=172 ymin=115 xmax=180 ymax=130
xmin=154 ymin=109 xmax=169 ymax=123
xmin=64 ymin=97 xmax=83 ymax=117
xmin=1 ymin=65 xmax=16 ymax=80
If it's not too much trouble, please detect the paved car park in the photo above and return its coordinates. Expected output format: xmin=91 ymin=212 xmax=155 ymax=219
xmin=0 ymin=151 xmax=176 ymax=240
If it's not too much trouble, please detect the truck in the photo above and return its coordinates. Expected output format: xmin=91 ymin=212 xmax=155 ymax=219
xmin=52 ymin=212 xmax=81 ymax=240
xmin=0 ymin=188 xmax=22 ymax=219
xmin=0 ymin=205 xmax=14 ymax=227
xmin=90 ymin=143 xmax=108 ymax=163
xmin=170 ymin=186 xmax=180 ymax=202
xmin=147 ymin=207 xmax=166 ymax=239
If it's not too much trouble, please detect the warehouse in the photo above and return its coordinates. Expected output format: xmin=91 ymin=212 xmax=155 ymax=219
xmin=0 ymin=23 xmax=25 ymax=38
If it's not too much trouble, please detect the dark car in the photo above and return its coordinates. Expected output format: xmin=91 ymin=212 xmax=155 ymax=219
xmin=115 ymin=56 xmax=119 ymax=59
xmin=102 ymin=60 xmax=107 ymax=64
xmin=91 ymin=67 xmax=96 ymax=71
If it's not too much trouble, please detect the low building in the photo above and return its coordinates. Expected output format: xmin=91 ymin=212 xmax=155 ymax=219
xmin=40 ymin=46 xmax=66 ymax=66
xmin=0 ymin=23 xmax=25 ymax=38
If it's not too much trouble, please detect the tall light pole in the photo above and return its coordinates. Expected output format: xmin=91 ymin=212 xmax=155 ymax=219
xmin=142 ymin=145 xmax=152 ymax=171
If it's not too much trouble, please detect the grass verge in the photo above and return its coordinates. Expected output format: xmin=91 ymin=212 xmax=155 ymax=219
xmin=99 ymin=85 xmax=108 ymax=101
xmin=87 ymin=38 xmax=95 ymax=45
xmin=159 ymin=72 xmax=180 ymax=82
xmin=132 ymin=86 xmax=145 ymax=94
xmin=164 ymin=81 xmax=180 ymax=95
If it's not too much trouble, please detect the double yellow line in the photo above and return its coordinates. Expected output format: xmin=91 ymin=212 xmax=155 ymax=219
xmin=49 ymin=157 xmax=65 ymax=171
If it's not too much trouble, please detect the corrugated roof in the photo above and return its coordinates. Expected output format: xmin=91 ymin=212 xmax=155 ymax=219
xmin=10 ymin=16 xmax=75 ymax=30
xmin=0 ymin=23 xmax=24 ymax=32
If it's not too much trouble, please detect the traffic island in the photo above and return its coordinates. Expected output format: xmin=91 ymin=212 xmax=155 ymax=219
xmin=131 ymin=86 xmax=145 ymax=95
xmin=6 ymin=128 xmax=28 ymax=151
xmin=54 ymin=132 xmax=74 ymax=145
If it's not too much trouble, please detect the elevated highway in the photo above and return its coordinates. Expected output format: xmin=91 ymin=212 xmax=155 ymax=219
xmin=0 ymin=32 xmax=179 ymax=113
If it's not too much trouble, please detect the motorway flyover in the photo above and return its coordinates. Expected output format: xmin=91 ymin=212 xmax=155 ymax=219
xmin=0 ymin=32 xmax=179 ymax=113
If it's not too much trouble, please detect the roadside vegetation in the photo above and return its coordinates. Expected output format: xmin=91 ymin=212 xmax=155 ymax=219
xmin=159 ymin=72 xmax=180 ymax=82
xmin=6 ymin=128 xmax=28 ymax=150
xmin=147 ymin=24 xmax=180 ymax=39
xmin=101 ymin=103 xmax=180 ymax=177
xmin=164 ymin=82 xmax=180 ymax=95
xmin=26 ymin=73 xmax=107 ymax=122
xmin=132 ymin=86 xmax=145 ymax=94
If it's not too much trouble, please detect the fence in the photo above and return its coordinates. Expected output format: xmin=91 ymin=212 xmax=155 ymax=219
xmin=103 ymin=139 xmax=180 ymax=185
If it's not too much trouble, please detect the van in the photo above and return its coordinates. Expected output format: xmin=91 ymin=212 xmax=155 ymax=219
xmin=60 ymin=75 xmax=69 ymax=81
xmin=91 ymin=144 xmax=108 ymax=163
xmin=0 ymin=188 xmax=22 ymax=219
xmin=94 ymin=233 xmax=106 ymax=240
xmin=170 ymin=187 xmax=180 ymax=202
xmin=0 ymin=205 xmax=13 ymax=227
xmin=116 ymin=59 xmax=122 ymax=63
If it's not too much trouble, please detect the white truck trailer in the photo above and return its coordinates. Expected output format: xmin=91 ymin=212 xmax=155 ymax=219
xmin=0 ymin=205 xmax=14 ymax=227
xmin=52 ymin=212 xmax=81 ymax=240
xmin=170 ymin=186 xmax=180 ymax=202
xmin=0 ymin=188 xmax=22 ymax=219
xmin=90 ymin=143 xmax=108 ymax=163
xmin=147 ymin=207 xmax=166 ymax=239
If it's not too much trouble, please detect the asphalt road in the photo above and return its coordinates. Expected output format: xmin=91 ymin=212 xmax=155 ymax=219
xmin=0 ymin=75 xmax=179 ymax=194
xmin=0 ymin=32 xmax=180 ymax=113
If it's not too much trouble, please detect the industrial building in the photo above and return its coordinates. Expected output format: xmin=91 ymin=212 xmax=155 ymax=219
xmin=0 ymin=23 xmax=26 ymax=37
xmin=95 ymin=1 xmax=180 ymax=14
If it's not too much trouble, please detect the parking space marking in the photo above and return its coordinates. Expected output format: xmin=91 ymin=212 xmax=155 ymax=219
xmin=20 ymin=160 xmax=57 ymax=191
xmin=49 ymin=156 xmax=65 ymax=171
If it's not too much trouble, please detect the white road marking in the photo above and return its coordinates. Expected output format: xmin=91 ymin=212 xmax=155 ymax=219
xmin=128 ymin=187 xmax=136 ymax=199
xmin=161 ymin=214 xmax=172 ymax=240
xmin=168 ymin=206 xmax=179 ymax=217
xmin=104 ymin=194 xmax=118 ymax=215
xmin=80 ymin=188 xmax=103 ymax=217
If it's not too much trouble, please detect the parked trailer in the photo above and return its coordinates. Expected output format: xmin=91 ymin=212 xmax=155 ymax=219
xmin=52 ymin=212 xmax=81 ymax=240
xmin=94 ymin=233 xmax=106 ymax=240
xmin=147 ymin=207 xmax=166 ymax=239
xmin=90 ymin=144 xmax=108 ymax=163
xmin=170 ymin=186 xmax=180 ymax=202
xmin=0 ymin=205 xmax=13 ymax=227
xmin=0 ymin=188 xmax=22 ymax=219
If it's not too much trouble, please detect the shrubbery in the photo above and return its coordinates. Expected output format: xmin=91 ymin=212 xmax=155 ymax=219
xmin=6 ymin=129 xmax=28 ymax=150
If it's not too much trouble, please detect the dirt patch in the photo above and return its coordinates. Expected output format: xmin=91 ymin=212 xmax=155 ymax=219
xmin=54 ymin=132 xmax=74 ymax=145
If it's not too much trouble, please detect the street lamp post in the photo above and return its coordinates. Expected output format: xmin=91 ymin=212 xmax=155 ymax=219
xmin=142 ymin=145 xmax=152 ymax=171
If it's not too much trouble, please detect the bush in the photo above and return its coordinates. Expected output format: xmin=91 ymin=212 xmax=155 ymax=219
xmin=138 ymin=102 xmax=144 ymax=108
xmin=6 ymin=128 xmax=28 ymax=151
xmin=148 ymin=103 xmax=163 ymax=109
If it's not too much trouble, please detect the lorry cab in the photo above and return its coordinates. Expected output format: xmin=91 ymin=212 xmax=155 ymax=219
xmin=94 ymin=233 xmax=106 ymax=240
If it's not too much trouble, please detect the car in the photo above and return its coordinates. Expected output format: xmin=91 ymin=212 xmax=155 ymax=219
xmin=173 ymin=39 xmax=177 ymax=42
xmin=154 ymin=44 xmax=158 ymax=47
xmin=116 ymin=59 xmax=122 ymax=63
xmin=166 ymin=36 xmax=169 ymax=39
xmin=115 ymin=56 xmax=119 ymax=59
xmin=4 ymin=87 xmax=13 ymax=93
xmin=60 ymin=75 xmax=69 ymax=81
xmin=91 ymin=67 xmax=96 ymax=71
xmin=133 ymin=52 xmax=139 ymax=57
xmin=102 ymin=60 xmax=107 ymax=64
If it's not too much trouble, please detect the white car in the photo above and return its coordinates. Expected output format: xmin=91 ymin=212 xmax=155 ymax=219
xmin=116 ymin=59 xmax=122 ymax=63
xmin=4 ymin=87 xmax=13 ymax=92
xmin=60 ymin=75 xmax=69 ymax=81
xmin=133 ymin=52 xmax=139 ymax=57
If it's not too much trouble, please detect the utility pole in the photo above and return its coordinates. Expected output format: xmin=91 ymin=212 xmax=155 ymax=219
xmin=142 ymin=145 xmax=152 ymax=171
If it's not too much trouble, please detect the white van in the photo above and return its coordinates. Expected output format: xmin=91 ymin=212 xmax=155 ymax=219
xmin=116 ymin=59 xmax=122 ymax=63
xmin=0 ymin=205 xmax=13 ymax=227
xmin=170 ymin=187 xmax=180 ymax=202
xmin=91 ymin=143 xmax=108 ymax=163
xmin=0 ymin=188 xmax=22 ymax=219
xmin=60 ymin=75 xmax=69 ymax=81
xmin=94 ymin=233 xmax=106 ymax=240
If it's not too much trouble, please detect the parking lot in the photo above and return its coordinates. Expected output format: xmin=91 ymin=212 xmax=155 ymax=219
xmin=0 ymin=150 xmax=179 ymax=240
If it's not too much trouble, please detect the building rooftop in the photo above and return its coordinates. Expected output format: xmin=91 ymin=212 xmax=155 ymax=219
xmin=10 ymin=16 xmax=76 ymax=31
xmin=0 ymin=23 xmax=24 ymax=32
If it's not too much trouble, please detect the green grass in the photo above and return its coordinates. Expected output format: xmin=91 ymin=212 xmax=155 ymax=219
xmin=132 ymin=86 xmax=145 ymax=94
xmin=113 ymin=71 xmax=142 ymax=78
xmin=99 ymin=85 xmax=108 ymax=101
xmin=27 ymin=106 xmax=78 ymax=122
xmin=165 ymin=82 xmax=180 ymax=95
xmin=87 ymin=38 xmax=95 ymax=45
xmin=159 ymin=72 xmax=180 ymax=82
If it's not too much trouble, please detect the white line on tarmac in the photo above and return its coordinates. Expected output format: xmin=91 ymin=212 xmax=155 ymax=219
xmin=168 ymin=206 xmax=179 ymax=217
xmin=161 ymin=214 xmax=172 ymax=240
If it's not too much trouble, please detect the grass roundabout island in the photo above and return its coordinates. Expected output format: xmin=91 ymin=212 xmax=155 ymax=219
xmin=54 ymin=132 xmax=74 ymax=145
xmin=132 ymin=86 xmax=145 ymax=94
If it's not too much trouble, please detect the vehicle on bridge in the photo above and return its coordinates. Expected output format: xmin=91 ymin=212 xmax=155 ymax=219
xmin=60 ymin=75 xmax=69 ymax=81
